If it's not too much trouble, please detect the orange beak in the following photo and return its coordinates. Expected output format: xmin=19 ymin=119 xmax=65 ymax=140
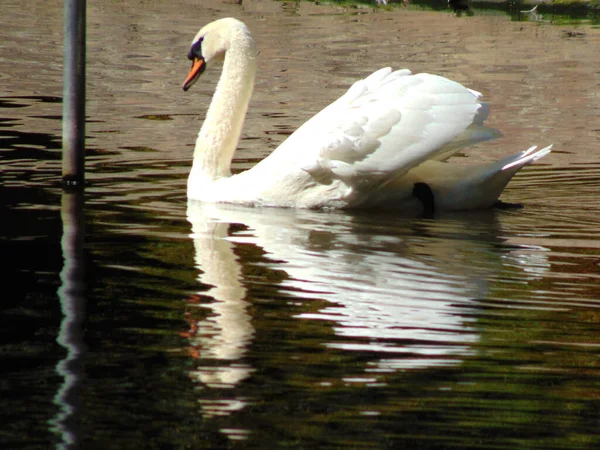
xmin=183 ymin=57 xmax=206 ymax=91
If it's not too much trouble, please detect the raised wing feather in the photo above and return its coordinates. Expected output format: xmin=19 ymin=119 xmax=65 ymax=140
xmin=272 ymin=68 xmax=487 ymax=185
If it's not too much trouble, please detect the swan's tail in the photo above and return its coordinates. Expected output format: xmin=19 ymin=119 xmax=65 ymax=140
xmin=474 ymin=144 xmax=552 ymax=200
xmin=466 ymin=144 xmax=552 ymax=208
xmin=501 ymin=145 xmax=553 ymax=172
xmin=420 ymin=144 xmax=552 ymax=211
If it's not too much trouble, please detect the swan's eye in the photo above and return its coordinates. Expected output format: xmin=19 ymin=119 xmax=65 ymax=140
xmin=188 ymin=36 xmax=204 ymax=61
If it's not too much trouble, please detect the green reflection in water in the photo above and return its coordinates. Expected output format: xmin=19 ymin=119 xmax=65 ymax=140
xmin=283 ymin=0 xmax=600 ymax=24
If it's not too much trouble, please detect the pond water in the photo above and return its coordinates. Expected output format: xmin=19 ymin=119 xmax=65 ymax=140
xmin=2 ymin=0 xmax=600 ymax=448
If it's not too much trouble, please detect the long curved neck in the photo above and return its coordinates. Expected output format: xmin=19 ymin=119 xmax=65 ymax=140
xmin=192 ymin=31 xmax=257 ymax=182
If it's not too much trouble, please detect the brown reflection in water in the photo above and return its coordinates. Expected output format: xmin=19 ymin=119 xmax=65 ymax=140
xmin=3 ymin=0 xmax=599 ymax=173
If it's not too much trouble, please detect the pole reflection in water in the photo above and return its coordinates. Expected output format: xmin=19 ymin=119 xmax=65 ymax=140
xmin=49 ymin=190 xmax=86 ymax=449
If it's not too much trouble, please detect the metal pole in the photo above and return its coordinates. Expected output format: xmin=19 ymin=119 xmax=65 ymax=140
xmin=62 ymin=0 xmax=86 ymax=187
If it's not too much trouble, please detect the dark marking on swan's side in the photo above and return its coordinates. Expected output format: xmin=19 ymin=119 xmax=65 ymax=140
xmin=413 ymin=182 xmax=435 ymax=217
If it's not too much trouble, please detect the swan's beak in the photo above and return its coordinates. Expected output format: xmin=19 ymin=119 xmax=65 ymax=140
xmin=183 ymin=57 xmax=206 ymax=91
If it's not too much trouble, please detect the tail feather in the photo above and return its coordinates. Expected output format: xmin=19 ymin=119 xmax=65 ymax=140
xmin=502 ymin=145 xmax=552 ymax=171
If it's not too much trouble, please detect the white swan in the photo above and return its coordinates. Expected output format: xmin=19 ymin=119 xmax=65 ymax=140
xmin=182 ymin=18 xmax=551 ymax=211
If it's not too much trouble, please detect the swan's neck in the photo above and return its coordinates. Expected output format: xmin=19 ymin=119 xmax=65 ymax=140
xmin=191 ymin=32 xmax=257 ymax=183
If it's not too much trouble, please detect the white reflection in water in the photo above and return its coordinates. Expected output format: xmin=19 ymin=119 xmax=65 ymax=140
xmin=187 ymin=215 xmax=255 ymax=386
xmin=186 ymin=207 xmax=255 ymax=421
xmin=186 ymin=202 xmax=550 ymax=394
xmin=504 ymin=244 xmax=551 ymax=277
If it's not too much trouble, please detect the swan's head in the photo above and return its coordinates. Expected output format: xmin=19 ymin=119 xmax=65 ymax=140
xmin=183 ymin=18 xmax=255 ymax=92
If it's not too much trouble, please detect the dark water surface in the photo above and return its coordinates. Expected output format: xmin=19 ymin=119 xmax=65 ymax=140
xmin=2 ymin=0 xmax=600 ymax=448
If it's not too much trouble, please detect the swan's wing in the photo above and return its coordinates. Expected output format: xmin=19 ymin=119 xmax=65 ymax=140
xmin=272 ymin=68 xmax=489 ymax=184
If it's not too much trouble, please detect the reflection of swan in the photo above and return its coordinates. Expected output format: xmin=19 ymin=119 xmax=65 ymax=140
xmin=187 ymin=216 xmax=254 ymax=383
xmin=186 ymin=213 xmax=255 ymax=418
xmin=186 ymin=202 xmax=549 ymax=374
xmin=182 ymin=18 xmax=551 ymax=210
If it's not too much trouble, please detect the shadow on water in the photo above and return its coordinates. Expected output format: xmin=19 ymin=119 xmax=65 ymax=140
xmin=1 ymin=98 xmax=64 ymax=448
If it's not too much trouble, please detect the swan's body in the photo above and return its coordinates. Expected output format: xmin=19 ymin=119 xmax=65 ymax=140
xmin=183 ymin=18 xmax=551 ymax=211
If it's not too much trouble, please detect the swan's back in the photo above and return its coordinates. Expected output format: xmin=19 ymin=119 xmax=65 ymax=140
xmin=261 ymin=68 xmax=489 ymax=186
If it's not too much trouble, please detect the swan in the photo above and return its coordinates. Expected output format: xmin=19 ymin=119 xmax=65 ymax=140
xmin=182 ymin=18 xmax=551 ymax=211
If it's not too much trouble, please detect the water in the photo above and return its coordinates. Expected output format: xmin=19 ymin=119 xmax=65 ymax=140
xmin=2 ymin=0 xmax=600 ymax=448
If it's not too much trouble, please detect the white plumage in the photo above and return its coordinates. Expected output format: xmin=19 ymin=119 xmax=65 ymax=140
xmin=182 ymin=18 xmax=551 ymax=211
